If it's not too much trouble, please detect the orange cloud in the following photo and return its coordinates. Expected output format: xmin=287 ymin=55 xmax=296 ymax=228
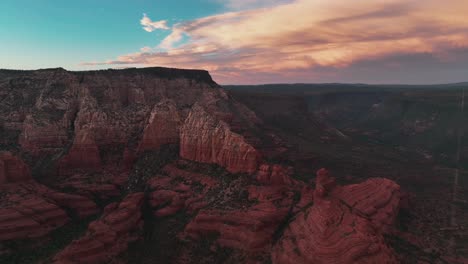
xmin=85 ymin=0 xmax=468 ymax=84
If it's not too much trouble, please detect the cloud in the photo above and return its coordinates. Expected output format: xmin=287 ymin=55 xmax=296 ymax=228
xmin=140 ymin=13 xmax=169 ymax=32
xmin=88 ymin=0 xmax=468 ymax=84
xmin=216 ymin=0 xmax=293 ymax=11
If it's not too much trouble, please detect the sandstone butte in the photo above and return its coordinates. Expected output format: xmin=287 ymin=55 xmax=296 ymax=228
xmin=0 ymin=67 xmax=409 ymax=263
xmin=1 ymin=67 xmax=265 ymax=176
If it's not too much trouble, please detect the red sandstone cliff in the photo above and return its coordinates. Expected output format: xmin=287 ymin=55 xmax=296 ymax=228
xmin=0 ymin=67 xmax=265 ymax=175
xmin=137 ymin=99 xmax=181 ymax=152
xmin=180 ymin=104 xmax=260 ymax=174
xmin=0 ymin=67 xmax=411 ymax=263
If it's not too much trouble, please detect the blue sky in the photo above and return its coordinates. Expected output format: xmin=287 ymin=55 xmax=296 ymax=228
xmin=1 ymin=0 xmax=468 ymax=84
xmin=0 ymin=0 xmax=222 ymax=69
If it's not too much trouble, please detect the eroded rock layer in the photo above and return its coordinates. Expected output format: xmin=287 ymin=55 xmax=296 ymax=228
xmin=0 ymin=67 xmax=412 ymax=263
xmin=180 ymin=104 xmax=260 ymax=174
xmin=272 ymin=169 xmax=401 ymax=264
xmin=137 ymin=99 xmax=181 ymax=152
xmin=0 ymin=181 xmax=98 ymax=242
xmin=185 ymin=185 xmax=294 ymax=252
xmin=0 ymin=67 xmax=265 ymax=176
xmin=53 ymin=193 xmax=144 ymax=264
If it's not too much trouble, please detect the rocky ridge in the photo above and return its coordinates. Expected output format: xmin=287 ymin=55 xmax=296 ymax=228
xmin=0 ymin=67 xmax=408 ymax=263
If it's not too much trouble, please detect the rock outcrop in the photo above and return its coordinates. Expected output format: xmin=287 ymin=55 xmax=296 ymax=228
xmin=335 ymin=177 xmax=401 ymax=232
xmin=256 ymin=163 xmax=295 ymax=185
xmin=148 ymin=164 xmax=216 ymax=217
xmin=0 ymin=197 xmax=68 ymax=241
xmin=272 ymin=169 xmax=401 ymax=264
xmin=0 ymin=181 xmax=98 ymax=242
xmin=185 ymin=185 xmax=294 ymax=252
xmin=58 ymin=130 xmax=102 ymax=172
xmin=0 ymin=152 xmax=31 ymax=184
xmin=53 ymin=192 xmax=144 ymax=264
xmin=137 ymin=99 xmax=181 ymax=152
xmin=0 ymin=67 xmax=266 ymax=177
xmin=0 ymin=67 xmax=416 ymax=263
xmin=53 ymin=172 xmax=128 ymax=202
xmin=180 ymin=104 xmax=260 ymax=174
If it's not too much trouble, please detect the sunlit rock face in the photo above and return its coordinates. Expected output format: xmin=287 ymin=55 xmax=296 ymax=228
xmin=0 ymin=67 xmax=407 ymax=263
xmin=0 ymin=67 xmax=267 ymax=257
xmin=0 ymin=67 xmax=264 ymax=175
xmin=137 ymin=99 xmax=181 ymax=152
xmin=180 ymin=103 xmax=260 ymax=174
xmin=271 ymin=169 xmax=401 ymax=264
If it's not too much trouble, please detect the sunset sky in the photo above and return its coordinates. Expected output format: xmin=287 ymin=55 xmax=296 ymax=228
xmin=1 ymin=0 xmax=468 ymax=84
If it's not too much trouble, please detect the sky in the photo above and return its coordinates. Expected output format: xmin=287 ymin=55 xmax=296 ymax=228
xmin=1 ymin=0 xmax=468 ymax=84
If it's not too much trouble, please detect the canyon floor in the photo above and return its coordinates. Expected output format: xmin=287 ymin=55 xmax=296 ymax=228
xmin=0 ymin=68 xmax=467 ymax=263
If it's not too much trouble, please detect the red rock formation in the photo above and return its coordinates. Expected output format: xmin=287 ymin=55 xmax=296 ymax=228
xmin=162 ymin=164 xmax=218 ymax=188
xmin=292 ymin=185 xmax=314 ymax=214
xmin=0 ymin=207 xmax=56 ymax=241
xmin=0 ymin=162 xmax=4 ymax=185
xmin=180 ymin=104 xmax=260 ymax=174
xmin=53 ymin=192 xmax=145 ymax=264
xmin=0 ymin=151 xmax=31 ymax=184
xmin=58 ymin=130 xmax=102 ymax=173
xmin=0 ymin=185 xmax=66 ymax=241
xmin=32 ymin=184 xmax=100 ymax=218
xmin=54 ymin=172 xmax=128 ymax=202
xmin=122 ymin=147 xmax=136 ymax=171
xmin=2 ymin=67 xmax=268 ymax=179
xmin=335 ymin=178 xmax=401 ymax=232
xmin=0 ymin=180 xmax=98 ymax=243
xmin=256 ymin=164 xmax=295 ymax=185
xmin=272 ymin=169 xmax=400 ymax=264
xmin=147 ymin=164 xmax=217 ymax=217
xmin=137 ymin=99 xmax=181 ymax=152
xmin=184 ymin=184 xmax=294 ymax=252
xmin=19 ymin=114 xmax=69 ymax=154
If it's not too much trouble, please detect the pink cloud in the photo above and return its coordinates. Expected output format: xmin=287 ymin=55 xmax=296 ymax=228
xmin=86 ymin=0 xmax=468 ymax=84
xmin=215 ymin=0 xmax=293 ymax=11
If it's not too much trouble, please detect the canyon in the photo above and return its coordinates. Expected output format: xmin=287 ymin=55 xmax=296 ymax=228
xmin=0 ymin=68 xmax=466 ymax=263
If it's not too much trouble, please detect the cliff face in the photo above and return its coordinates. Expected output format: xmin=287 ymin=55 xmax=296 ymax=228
xmin=0 ymin=67 xmax=409 ymax=263
xmin=0 ymin=67 xmax=262 ymax=175
xmin=180 ymin=104 xmax=260 ymax=174
xmin=137 ymin=99 xmax=181 ymax=152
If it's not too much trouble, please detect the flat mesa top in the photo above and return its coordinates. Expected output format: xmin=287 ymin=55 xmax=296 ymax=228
xmin=0 ymin=66 xmax=216 ymax=84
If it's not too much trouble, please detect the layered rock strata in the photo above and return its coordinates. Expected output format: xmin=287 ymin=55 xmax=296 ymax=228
xmin=0 ymin=182 xmax=98 ymax=242
xmin=53 ymin=193 xmax=145 ymax=264
xmin=0 ymin=67 xmax=265 ymax=176
xmin=179 ymin=104 xmax=260 ymax=174
xmin=272 ymin=169 xmax=401 ymax=264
